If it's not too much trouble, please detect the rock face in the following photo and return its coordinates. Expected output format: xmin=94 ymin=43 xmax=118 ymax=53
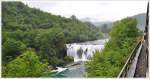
xmin=66 ymin=39 xmax=108 ymax=62
xmin=77 ymin=48 xmax=83 ymax=59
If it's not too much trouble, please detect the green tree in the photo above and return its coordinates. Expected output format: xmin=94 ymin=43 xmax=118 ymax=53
xmin=2 ymin=39 xmax=26 ymax=63
xmin=86 ymin=17 xmax=140 ymax=77
xmin=2 ymin=50 xmax=48 ymax=77
xmin=101 ymin=24 xmax=110 ymax=33
xmin=2 ymin=2 xmax=103 ymax=70
xmin=35 ymin=28 xmax=66 ymax=67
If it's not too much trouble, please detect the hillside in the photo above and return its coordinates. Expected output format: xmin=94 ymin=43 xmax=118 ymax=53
xmin=92 ymin=21 xmax=113 ymax=28
xmin=87 ymin=17 xmax=140 ymax=77
xmin=133 ymin=13 xmax=146 ymax=31
xmin=2 ymin=1 xmax=103 ymax=72
xmin=90 ymin=13 xmax=146 ymax=31
xmin=2 ymin=2 xmax=103 ymax=42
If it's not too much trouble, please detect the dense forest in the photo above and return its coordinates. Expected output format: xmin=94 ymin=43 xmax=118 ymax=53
xmin=86 ymin=17 xmax=140 ymax=77
xmin=2 ymin=2 xmax=103 ymax=77
xmin=2 ymin=1 xmax=142 ymax=77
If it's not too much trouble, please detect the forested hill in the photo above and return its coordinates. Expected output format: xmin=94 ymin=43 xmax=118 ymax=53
xmin=2 ymin=2 xmax=103 ymax=70
xmin=91 ymin=13 xmax=146 ymax=31
xmin=2 ymin=2 xmax=103 ymax=43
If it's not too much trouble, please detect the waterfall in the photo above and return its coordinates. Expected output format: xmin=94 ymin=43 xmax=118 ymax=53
xmin=66 ymin=39 xmax=107 ymax=62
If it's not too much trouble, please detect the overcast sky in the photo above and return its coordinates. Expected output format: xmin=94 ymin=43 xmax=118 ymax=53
xmin=22 ymin=1 xmax=148 ymax=22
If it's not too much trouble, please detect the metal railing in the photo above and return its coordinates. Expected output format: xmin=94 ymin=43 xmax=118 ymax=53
xmin=118 ymin=2 xmax=149 ymax=77
xmin=117 ymin=39 xmax=142 ymax=77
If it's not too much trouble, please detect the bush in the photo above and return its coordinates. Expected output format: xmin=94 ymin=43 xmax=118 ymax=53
xmin=86 ymin=17 xmax=140 ymax=77
xmin=2 ymin=39 xmax=26 ymax=63
xmin=2 ymin=50 xmax=48 ymax=77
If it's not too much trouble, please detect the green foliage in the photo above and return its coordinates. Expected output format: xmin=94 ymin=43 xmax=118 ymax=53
xmin=2 ymin=1 xmax=103 ymax=68
xmin=2 ymin=2 xmax=105 ymax=77
xmin=86 ymin=17 xmax=140 ymax=77
xmin=2 ymin=50 xmax=48 ymax=77
xmin=35 ymin=28 xmax=66 ymax=67
xmin=100 ymin=24 xmax=111 ymax=33
xmin=64 ymin=56 xmax=74 ymax=64
xmin=2 ymin=38 xmax=26 ymax=63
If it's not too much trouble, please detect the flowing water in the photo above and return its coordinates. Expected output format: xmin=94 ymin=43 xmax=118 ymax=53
xmin=66 ymin=39 xmax=108 ymax=62
xmin=53 ymin=39 xmax=108 ymax=77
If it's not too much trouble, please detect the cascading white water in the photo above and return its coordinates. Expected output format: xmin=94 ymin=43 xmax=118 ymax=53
xmin=66 ymin=39 xmax=107 ymax=62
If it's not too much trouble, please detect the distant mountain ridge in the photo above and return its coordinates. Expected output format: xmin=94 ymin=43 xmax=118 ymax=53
xmin=133 ymin=13 xmax=146 ymax=31
xmin=92 ymin=21 xmax=113 ymax=28
xmin=81 ymin=13 xmax=146 ymax=31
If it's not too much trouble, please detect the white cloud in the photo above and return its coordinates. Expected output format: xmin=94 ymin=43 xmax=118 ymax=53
xmin=22 ymin=1 xmax=147 ymax=22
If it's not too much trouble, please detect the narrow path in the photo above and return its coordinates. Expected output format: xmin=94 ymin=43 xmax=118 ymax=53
xmin=134 ymin=41 xmax=148 ymax=77
xmin=126 ymin=44 xmax=142 ymax=77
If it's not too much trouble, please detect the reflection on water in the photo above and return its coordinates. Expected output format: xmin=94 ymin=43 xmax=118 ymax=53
xmin=55 ymin=62 xmax=86 ymax=77
xmin=52 ymin=39 xmax=108 ymax=77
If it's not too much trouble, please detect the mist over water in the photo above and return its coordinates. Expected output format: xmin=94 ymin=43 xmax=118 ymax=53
xmin=66 ymin=39 xmax=108 ymax=62
xmin=53 ymin=39 xmax=108 ymax=77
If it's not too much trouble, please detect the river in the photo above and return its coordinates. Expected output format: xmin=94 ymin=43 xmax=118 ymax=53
xmin=52 ymin=39 xmax=108 ymax=77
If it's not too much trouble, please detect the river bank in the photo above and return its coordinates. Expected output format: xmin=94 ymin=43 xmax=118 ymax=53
xmin=46 ymin=39 xmax=108 ymax=77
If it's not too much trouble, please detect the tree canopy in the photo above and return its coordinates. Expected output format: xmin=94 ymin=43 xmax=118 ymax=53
xmin=2 ymin=2 xmax=103 ymax=77
xmin=86 ymin=17 xmax=140 ymax=77
xmin=2 ymin=50 xmax=48 ymax=77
